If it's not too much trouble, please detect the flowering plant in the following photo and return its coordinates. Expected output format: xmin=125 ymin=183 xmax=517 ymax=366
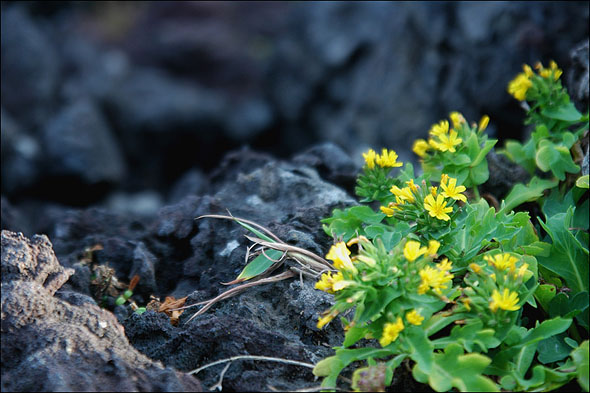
xmin=314 ymin=61 xmax=589 ymax=392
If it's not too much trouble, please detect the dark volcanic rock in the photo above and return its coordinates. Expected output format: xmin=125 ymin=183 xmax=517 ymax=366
xmin=0 ymin=6 xmax=60 ymax=128
xmin=42 ymin=99 xmax=126 ymax=185
xmin=1 ymin=230 xmax=201 ymax=392
xmin=0 ymin=108 xmax=42 ymax=195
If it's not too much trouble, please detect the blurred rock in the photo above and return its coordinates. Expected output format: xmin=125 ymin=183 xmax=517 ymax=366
xmin=168 ymin=169 xmax=209 ymax=203
xmin=43 ymin=99 xmax=126 ymax=185
xmin=1 ymin=6 xmax=60 ymax=129
xmin=268 ymin=2 xmax=589 ymax=156
xmin=568 ymin=40 xmax=589 ymax=113
xmin=1 ymin=108 xmax=41 ymax=194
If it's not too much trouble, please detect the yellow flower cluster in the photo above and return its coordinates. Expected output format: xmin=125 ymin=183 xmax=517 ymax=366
xmin=380 ymin=174 xmax=466 ymax=222
xmin=379 ymin=317 xmax=404 ymax=347
xmin=326 ymin=242 xmax=357 ymax=274
xmin=363 ymin=148 xmax=403 ymax=169
xmin=418 ymin=260 xmax=454 ymax=295
xmin=413 ymin=112 xmax=489 ymax=158
xmin=403 ymin=239 xmax=440 ymax=262
xmin=507 ymin=61 xmax=563 ymax=101
xmin=315 ymin=271 xmax=347 ymax=294
xmin=406 ymin=309 xmax=424 ymax=326
xmin=489 ymin=288 xmax=520 ymax=312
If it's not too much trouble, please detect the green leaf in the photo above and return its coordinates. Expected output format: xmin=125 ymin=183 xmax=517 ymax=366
xmin=343 ymin=325 xmax=367 ymax=348
xmin=534 ymin=284 xmax=557 ymax=313
xmin=405 ymin=326 xmax=434 ymax=374
xmin=432 ymin=321 xmax=500 ymax=352
xmin=313 ymin=356 xmax=343 ymax=377
xmin=576 ymin=175 xmax=590 ymax=189
xmin=538 ymin=334 xmax=573 ymax=364
xmin=467 ymin=160 xmax=489 ymax=186
xmin=236 ymin=249 xmax=284 ymax=280
xmin=571 ymin=340 xmax=589 ymax=391
xmin=412 ymin=343 xmax=499 ymax=392
xmin=356 ymin=286 xmax=401 ymax=323
xmin=541 ymin=102 xmax=583 ymax=122
xmin=471 ymin=139 xmax=497 ymax=167
xmin=500 ymin=176 xmax=558 ymax=214
xmin=537 ymin=208 xmax=589 ymax=294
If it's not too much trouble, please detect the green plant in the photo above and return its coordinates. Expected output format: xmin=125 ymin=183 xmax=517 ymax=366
xmin=314 ymin=60 xmax=589 ymax=391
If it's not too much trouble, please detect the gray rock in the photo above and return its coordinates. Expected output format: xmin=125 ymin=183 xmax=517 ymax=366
xmin=0 ymin=108 xmax=41 ymax=194
xmin=106 ymin=68 xmax=226 ymax=133
xmin=1 ymin=230 xmax=201 ymax=392
xmin=43 ymin=99 xmax=126 ymax=185
xmin=0 ymin=6 xmax=60 ymax=128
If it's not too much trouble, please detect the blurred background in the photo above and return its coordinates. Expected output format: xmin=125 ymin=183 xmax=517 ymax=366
xmin=1 ymin=1 xmax=589 ymax=228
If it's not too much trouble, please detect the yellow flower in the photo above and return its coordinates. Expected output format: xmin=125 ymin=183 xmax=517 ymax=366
xmin=440 ymin=173 xmax=450 ymax=188
xmin=489 ymin=288 xmax=520 ymax=312
xmin=462 ymin=298 xmax=472 ymax=311
xmin=507 ymin=73 xmax=532 ymax=101
xmin=436 ymin=130 xmax=463 ymax=153
xmin=429 ymin=120 xmax=449 ymax=138
xmin=522 ymin=64 xmax=534 ymax=78
xmin=478 ymin=115 xmax=490 ymax=132
xmin=437 ymin=258 xmax=453 ymax=272
xmin=380 ymin=204 xmax=396 ymax=217
xmin=363 ymin=149 xmax=377 ymax=169
xmin=418 ymin=266 xmax=453 ymax=295
xmin=413 ymin=139 xmax=430 ymax=158
xmin=424 ymin=194 xmax=453 ymax=221
xmin=516 ymin=263 xmax=529 ymax=278
xmin=390 ymin=185 xmax=415 ymax=202
xmin=406 ymin=179 xmax=419 ymax=193
xmin=484 ymin=253 xmax=518 ymax=271
xmin=426 ymin=240 xmax=440 ymax=256
xmin=406 ymin=310 xmax=424 ymax=326
xmin=404 ymin=240 xmax=427 ymax=262
xmin=326 ymin=242 xmax=357 ymax=274
xmin=430 ymin=186 xmax=438 ymax=197
xmin=449 ymin=112 xmax=466 ymax=129
xmin=380 ymin=317 xmax=404 ymax=347
xmin=315 ymin=271 xmax=347 ymax=293
xmin=537 ymin=60 xmax=562 ymax=80
xmin=317 ymin=311 xmax=338 ymax=329
xmin=469 ymin=263 xmax=482 ymax=274
xmin=376 ymin=148 xmax=403 ymax=168
xmin=440 ymin=176 xmax=467 ymax=202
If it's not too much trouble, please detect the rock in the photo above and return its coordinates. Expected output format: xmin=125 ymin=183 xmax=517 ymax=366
xmin=42 ymin=99 xmax=126 ymax=186
xmin=268 ymin=2 xmax=589 ymax=156
xmin=106 ymin=68 xmax=226 ymax=133
xmin=0 ymin=6 xmax=60 ymax=128
xmin=568 ymin=40 xmax=589 ymax=114
xmin=0 ymin=108 xmax=41 ymax=194
xmin=1 ymin=230 xmax=201 ymax=392
xmin=168 ymin=169 xmax=209 ymax=203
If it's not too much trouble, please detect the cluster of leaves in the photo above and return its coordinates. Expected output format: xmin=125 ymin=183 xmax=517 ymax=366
xmin=314 ymin=60 xmax=589 ymax=392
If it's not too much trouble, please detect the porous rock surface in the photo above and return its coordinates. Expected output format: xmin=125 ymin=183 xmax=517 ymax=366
xmin=1 ymin=230 xmax=201 ymax=392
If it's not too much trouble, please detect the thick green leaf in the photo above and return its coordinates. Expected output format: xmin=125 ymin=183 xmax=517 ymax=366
xmin=537 ymin=208 xmax=589 ymax=294
xmin=500 ymin=176 xmax=558 ymax=214
xmin=356 ymin=286 xmax=401 ymax=323
xmin=406 ymin=326 xmax=434 ymax=374
xmin=471 ymin=139 xmax=497 ymax=167
xmin=432 ymin=321 xmax=500 ymax=352
xmin=541 ymin=102 xmax=583 ymax=122
xmin=467 ymin=160 xmax=489 ymax=186
xmin=535 ymin=284 xmax=557 ymax=313
xmin=412 ymin=343 xmax=499 ymax=392
xmin=538 ymin=334 xmax=573 ymax=364
xmin=571 ymin=340 xmax=589 ymax=391
xmin=236 ymin=249 xmax=284 ymax=280
xmin=577 ymin=175 xmax=590 ymax=189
